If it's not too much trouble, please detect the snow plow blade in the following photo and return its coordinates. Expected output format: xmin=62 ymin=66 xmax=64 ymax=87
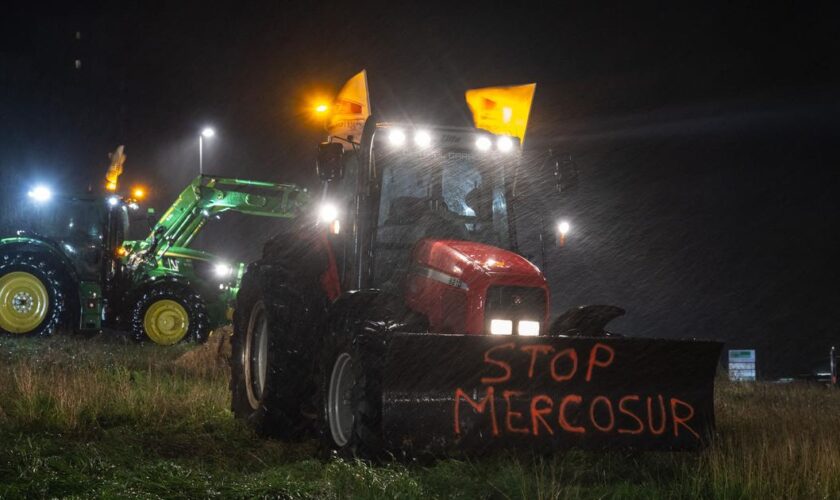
xmin=378 ymin=333 xmax=723 ymax=454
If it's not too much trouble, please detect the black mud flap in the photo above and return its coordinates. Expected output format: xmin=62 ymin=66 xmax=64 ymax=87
xmin=376 ymin=333 xmax=723 ymax=455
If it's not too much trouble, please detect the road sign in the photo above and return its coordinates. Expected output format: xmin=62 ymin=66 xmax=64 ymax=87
xmin=728 ymin=349 xmax=756 ymax=381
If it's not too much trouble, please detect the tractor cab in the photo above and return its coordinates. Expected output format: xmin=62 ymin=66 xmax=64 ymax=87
xmin=21 ymin=194 xmax=129 ymax=281
xmin=322 ymin=124 xmax=521 ymax=289
xmin=368 ymin=125 xmax=516 ymax=290
xmin=319 ymin=122 xmax=549 ymax=335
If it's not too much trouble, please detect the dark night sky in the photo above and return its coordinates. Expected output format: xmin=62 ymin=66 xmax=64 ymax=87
xmin=1 ymin=2 xmax=838 ymax=376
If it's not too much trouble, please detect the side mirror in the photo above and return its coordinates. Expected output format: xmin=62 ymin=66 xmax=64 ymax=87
xmin=543 ymin=150 xmax=579 ymax=193
xmin=146 ymin=208 xmax=157 ymax=230
xmin=316 ymin=142 xmax=345 ymax=182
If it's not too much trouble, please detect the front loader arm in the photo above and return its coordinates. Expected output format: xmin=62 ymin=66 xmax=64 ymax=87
xmin=147 ymin=175 xmax=309 ymax=260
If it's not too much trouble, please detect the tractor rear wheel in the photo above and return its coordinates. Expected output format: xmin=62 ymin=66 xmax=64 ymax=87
xmin=0 ymin=253 xmax=67 ymax=336
xmin=230 ymin=279 xmax=309 ymax=439
xmin=130 ymin=284 xmax=209 ymax=345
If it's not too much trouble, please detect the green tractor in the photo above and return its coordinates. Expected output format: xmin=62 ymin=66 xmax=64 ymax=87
xmin=0 ymin=149 xmax=308 ymax=344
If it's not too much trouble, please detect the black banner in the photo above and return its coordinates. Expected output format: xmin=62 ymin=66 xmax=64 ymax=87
xmin=378 ymin=333 xmax=723 ymax=454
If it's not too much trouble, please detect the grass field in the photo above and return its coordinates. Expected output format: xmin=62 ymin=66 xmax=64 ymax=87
xmin=0 ymin=333 xmax=839 ymax=499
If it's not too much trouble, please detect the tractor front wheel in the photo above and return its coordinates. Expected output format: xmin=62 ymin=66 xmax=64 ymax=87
xmin=130 ymin=284 xmax=209 ymax=345
xmin=318 ymin=327 xmax=385 ymax=458
xmin=0 ymin=253 xmax=67 ymax=336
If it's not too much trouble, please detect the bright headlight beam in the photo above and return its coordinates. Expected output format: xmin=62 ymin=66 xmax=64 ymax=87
xmin=490 ymin=319 xmax=513 ymax=335
xmin=414 ymin=130 xmax=432 ymax=148
xmin=518 ymin=320 xmax=540 ymax=336
xmin=107 ymin=196 xmax=119 ymax=206
xmin=475 ymin=136 xmax=492 ymax=151
xmin=214 ymin=262 xmax=233 ymax=278
xmin=27 ymin=185 xmax=52 ymax=202
xmin=558 ymin=220 xmax=571 ymax=235
xmin=388 ymin=129 xmax=406 ymax=146
xmin=318 ymin=202 xmax=339 ymax=223
xmin=497 ymin=136 xmax=514 ymax=152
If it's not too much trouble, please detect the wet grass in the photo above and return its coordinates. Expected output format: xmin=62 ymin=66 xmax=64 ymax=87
xmin=1 ymin=333 xmax=839 ymax=499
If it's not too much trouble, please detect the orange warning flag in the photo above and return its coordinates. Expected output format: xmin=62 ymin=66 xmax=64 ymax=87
xmin=465 ymin=83 xmax=536 ymax=143
xmin=328 ymin=70 xmax=371 ymax=149
xmin=104 ymin=145 xmax=126 ymax=191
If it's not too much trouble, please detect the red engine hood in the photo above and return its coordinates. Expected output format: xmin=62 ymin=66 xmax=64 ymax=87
xmin=411 ymin=239 xmax=547 ymax=288
xmin=406 ymin=239 xmax=549 ymax=334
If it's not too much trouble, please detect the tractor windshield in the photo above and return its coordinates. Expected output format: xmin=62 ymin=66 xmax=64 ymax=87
xmin=371 ymin=142 xmax=514 ymax=288
xmin=26 ymin=198 xmax=108 ymax=243
xmin=375 ymin=148 xmax=512 ymax=248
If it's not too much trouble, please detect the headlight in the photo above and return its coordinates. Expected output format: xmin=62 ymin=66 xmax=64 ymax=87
xmin=388 ymin=129 xmax=406 ymax=146
xmin=518 ymin=320 xmax=540 ymax=336
xmin=318 ymin=203 xmax=339 ymax=224
xmin=490 ymin=319 xmax=513 ymax=335
xmin=214 ymin=262 xmax=233 ymax=279
xmin=414 ymin=130 xmax=432 ymax=148
xmin=497 ymin=136 xmax=514 ymax=152
xmin=27 ymin=185 xmax=52 ymax=202
xmin=558 ymin=220 xmax=571 ymax=236
xmin=475 ymin=136 xmax=492 ymax=151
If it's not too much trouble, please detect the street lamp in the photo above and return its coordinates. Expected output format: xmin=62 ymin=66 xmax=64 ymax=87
xmin=199 ymin=127 xmax=215 ymax=174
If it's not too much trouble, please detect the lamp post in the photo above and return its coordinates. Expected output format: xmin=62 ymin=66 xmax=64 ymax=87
xmin=199 ymin=127 xmax=215 ymax=174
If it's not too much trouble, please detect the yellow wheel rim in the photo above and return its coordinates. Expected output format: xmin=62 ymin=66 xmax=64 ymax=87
xmin=143 ymin=299 xmax=189 ymax=345
xmin=0 ymin=271 xmax=49 ymax=334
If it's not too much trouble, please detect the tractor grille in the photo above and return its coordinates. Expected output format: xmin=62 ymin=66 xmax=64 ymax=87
xmin=484 ymin=286 xmax=546 ymax=326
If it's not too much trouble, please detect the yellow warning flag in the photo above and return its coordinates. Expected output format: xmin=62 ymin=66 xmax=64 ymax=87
xmin=328 ymin=70 xmax=371 ymax=148
xmin=465 ymin=83 xmax=536 ymax=143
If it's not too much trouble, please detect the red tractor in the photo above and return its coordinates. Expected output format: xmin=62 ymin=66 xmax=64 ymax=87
xmin=230 ymin=120 xmax=721 ymax=457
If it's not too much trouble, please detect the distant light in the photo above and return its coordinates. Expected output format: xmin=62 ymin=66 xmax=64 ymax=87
xmin=388 ymin=129 xmax=406 ymax=146
xmin=475 ymin=136 xmax=492 ymax=151
xmin=318 ymin=202 xmax=339 ymax=224
xmin=201 ymin=127 xmax=215 ymax=138
xmin=27 ymin=185 xmax=52 ymax=202
xmin=315 ymin=104 xmax=329 ymax=114
xmin=414 ymin=130 xmax=432 ymax=148
xmin=128 ymin=202 xmax=139 ymax=210
xmin=558 ymin=220 xmax=571 ymax=235
xmin=116 ymin=246 xmax=128 ymax=257
xmin=132 ymin=186 xmax=146 ymax=200
xmin=107 ymin=196 xmax=119 ymax=206
xmin=214 ymin=262 xmax=233 ymax=278
xmin=497 ymin=136 xmax=514 ymax=152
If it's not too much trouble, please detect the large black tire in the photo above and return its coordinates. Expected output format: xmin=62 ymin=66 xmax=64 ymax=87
xmin=230 ymin=276 xmax=309 ymax=439
xmin=129 ymin=283 xmax=209 ymax=345
xmin=0 ymin=252 xmax=69 ymax=336
xmin=317 ymin=316 xmax=387 ymax=459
